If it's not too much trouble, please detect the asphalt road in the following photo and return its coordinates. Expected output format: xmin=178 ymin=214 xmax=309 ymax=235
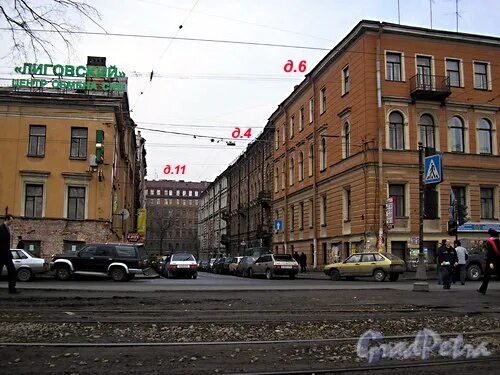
xmin=4 ymin=271 xmax=499 ymax=293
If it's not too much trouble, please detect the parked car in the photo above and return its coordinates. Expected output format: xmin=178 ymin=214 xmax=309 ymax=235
xmin=1 ymin=249 xmax=49 ymax=281
xmin=209 ymin=258 xmax=217 ymax=272
xmin=465 ymin=249 xmax=487 ymax=281
xmin=236 ymin=256 xmax=257 ymax=277
xmin=163 ymin=253 xmax=198 ymax=279
xmin=50 ymin=243 xmax=150 ymax=282
xmin=228 ymin=256 xmax=243 ymax=275
xmin=198 ymin=260 xmax=211 ymax=272
xmin=324 ymin=252 xmax=406 ymax=282
xmin=213 ymin=257 xmax=232 ymax=274
xmin=246 ymin=253 xmax=299 ymax=279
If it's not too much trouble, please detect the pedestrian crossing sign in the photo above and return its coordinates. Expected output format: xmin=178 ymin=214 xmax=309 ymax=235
xmin=424 ymin=154 xmax=442 ymax=185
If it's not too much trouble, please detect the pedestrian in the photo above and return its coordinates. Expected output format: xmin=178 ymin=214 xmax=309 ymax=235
xmin=436 ymin=239 xmax=447 ymax=285
xmin=438 ymin=240 xmax=458 ymax=290
xmin=453 ymin=240 xmax=468 ymax=285
xmin=16 ymin=235 xmax=25 ymax=250
xmin=300 ymin=252 xmax=307 ymax=273
xmin=477 ymin=229 xmax=500 ymax=295
xmin=0 ymin=215 xmax=19 ymax=294
xmin=293 ymin=251 xmax=300 ymax=266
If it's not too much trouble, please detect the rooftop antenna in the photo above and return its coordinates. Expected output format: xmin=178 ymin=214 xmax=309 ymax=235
xmin=430 ymin=0 xmax=433 ymax=29
xmin=456 ymin=0 xmax=460 ymax=32
xmin=397 ymin=0 xmax=401 ymax=24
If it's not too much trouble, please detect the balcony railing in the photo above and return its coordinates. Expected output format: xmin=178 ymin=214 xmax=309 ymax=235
xmin=410 ymin=74 xmax=451 ymax=101
xmin=257 ymin=190 xmax=271 ymax=206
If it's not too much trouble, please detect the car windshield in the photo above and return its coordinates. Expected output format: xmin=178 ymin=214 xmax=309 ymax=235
xmin=381 ymin=253 xmax=403 ymax=261
xmin=172 ymin=254 xmax=195 ymax=261
xmin=274 ymin=254 xmax=293 ymax=261
xmin=23 ymin=249 xmax=36 ymax=258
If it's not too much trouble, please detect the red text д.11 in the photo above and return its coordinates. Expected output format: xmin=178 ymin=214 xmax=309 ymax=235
xmin=163 ymin=165 xmax=186 ymax=175
xmin=284 ymin=60 xmax=306 ymax=73
xmin=232 ymin=127 xmax=252 ymax=139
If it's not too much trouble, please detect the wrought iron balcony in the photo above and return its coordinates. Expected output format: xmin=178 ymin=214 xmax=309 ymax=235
xmin=257 ymin=190 xmax=271 ymax=206
xmin=410 ymin=74 xmax=451 ymax=101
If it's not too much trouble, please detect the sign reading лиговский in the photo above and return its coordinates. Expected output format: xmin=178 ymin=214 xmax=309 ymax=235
xmin=11 ymin=63 xmax=127 ymax=92
xmin=357 ymin=329 xmax=491 ymax=364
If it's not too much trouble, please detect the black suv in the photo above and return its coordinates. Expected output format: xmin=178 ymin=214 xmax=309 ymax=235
xmin=51 ymin=243 xmax=150 ymax=281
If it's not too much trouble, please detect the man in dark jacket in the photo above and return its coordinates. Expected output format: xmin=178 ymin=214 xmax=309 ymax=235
xmin=300 ymin=252 xmax=307 ymax=273
xmin=438 ymin=240 xmax=458 ymax=290
xmin=0 ymin=215 xmax=19 ymax=294
xmin=478 ymin=229 xmax=500 ymax=295
xmin=436 ymin=239 xmax=447 ymax=285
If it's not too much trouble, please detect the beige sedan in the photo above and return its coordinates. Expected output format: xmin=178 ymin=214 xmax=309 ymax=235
xmin=247 ymin=254 xmax=299 ymax=279
xmin=228 ymin=256 xmax=243 ymax=275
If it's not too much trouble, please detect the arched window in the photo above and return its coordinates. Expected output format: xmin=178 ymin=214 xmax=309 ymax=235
xmin=298 ymin=151 xmax=304 ymax=181
xmin=289 ymin=157 xmax=295 ymax=185
xmin=281 ymin=162 xmax=285 ymax=189
xmin=320 ymin=137 xmax=327 ymax=171
xmin=450 ymin=116 xmax=465 ymax=152
xmin=308 ymin=143 xmax=314 ymax=176
xmin=389 ymin=111 xmax=404 ymax=150
xmin=343 ymin=122 xmax=350 ymax=158
xmin=478 ymin=118 xmax=492 ymax=155
xmin=419 ymin=114 xmax=435 ymax=148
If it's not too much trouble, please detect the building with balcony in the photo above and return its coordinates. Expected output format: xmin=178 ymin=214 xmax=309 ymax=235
xmin=145 ymin=180 xmax=209 ymax=257
xmin=271 ymin=20 xmax=499 ymax=268
xmin=198 ymin=174 xmax=228 ymax=260
xmin=0 ymin=59 xmax=143 ymax=258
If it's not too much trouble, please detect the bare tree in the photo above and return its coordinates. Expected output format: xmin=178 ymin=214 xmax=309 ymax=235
xmin=0 ymin=0 xmax=106 ymax=61
xmin=148 ymin=207 xmax=178 ymax=256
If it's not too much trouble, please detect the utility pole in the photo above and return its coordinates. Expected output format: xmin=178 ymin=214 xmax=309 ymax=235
xmin=414 ymin=142 xmax=429 ymax=291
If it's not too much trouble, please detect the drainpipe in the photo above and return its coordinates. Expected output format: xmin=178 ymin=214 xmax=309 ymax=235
xmin=376 ymin=25 xmax=384 ymax=251
xmin=281 ymin=105 xmax=288 ymax=255
xmin=312 ymin=78 xmax=318 ymax=269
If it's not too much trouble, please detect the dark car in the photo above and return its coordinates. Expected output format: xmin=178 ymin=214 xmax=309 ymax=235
xmin=198 ymin=260 xmax=210 ymax=272
xmin=236 ymin=255 xmax=257 ymax=277
xmin=213 ymin=257 xmax=232 ymax=274
xmin=466 ymin=249 xmax=487 ymax=281
xmin=50 ymin=243 xmax=150 ymax=282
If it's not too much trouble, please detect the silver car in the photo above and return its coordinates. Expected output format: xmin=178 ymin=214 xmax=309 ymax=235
xmin=1 ymin=249 xmax=50 ymax=281
xmin=247 ymin=253 xmax=299 ymax=279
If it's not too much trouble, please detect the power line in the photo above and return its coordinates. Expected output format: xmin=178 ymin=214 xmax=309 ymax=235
xmin=136 ymin=126 xmax=252 ymax=142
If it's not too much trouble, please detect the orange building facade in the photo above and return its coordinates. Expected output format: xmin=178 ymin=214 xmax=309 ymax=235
xmin=272 ymin=21 xmax=500 ymax=268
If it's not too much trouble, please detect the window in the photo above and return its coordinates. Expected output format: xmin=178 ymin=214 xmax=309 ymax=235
xmin=320 ymin=88 xmax=326 ymax=114
xmin=169 ymin=190 xmax=173 ymax=195
xmin=63 ymin=240 xmax=85 ymax=253
xmin=195 ymin=191 xmax=199 ymax=197
xmin=290 ymin=205 xmax=294 ymax=232
xmin=275 ymin=128 xmax=279 ymax=149
xmin=281 ymin=161 xmax=285 ymax=189
xmin=478 ymin=118 xmax=492 ymax=155
xmin=299 ymin=108 xmax=304 ymax=131
xmin=282 ymin=124 xmax=286 ymax=144
xmin=419 ymin=114 xmax=435 ymax=149
xmin=67 ymin=186 xmax=85 ymax=219
xmin=342 ymin=66 xmax=349 ymax=95
xmin=416 ymin=56 xmax=432 ymax=89
xmin=25 ymin=184 xmax=43 ymax=217
xmin=446 ymin=59 xmax=461 ymax=87
xmin=115 ymin=245 xmax=137 ymax=258
xmin=308 ymin=143 xmax=314 ymax=176
xmin=289 ymin=116 xmax=294 ymax=138
xmin=182 ymin=190 xmax=186 ymax=196
xmin=343 ymin=122 xmax=350 ymax=158
xmin=298 ymin=152 xmax=304 ymax=181
xmin=309 ymin=97 xmax=314 ymax=123
xmin=386 ymin=52 xmax=402 ymax=81
xmin=389 ymin=111 xmax=404 ymax=150
xmin=189 ymin=190 xmax=193 ymax=197
xmin=320 ymin=195 xmax=327 ymax=226
xmin=320 ymin=137 xmax=326 ymax=171
xmin=156 ymin=189 xmax=160 ymax=195
xmin=274 ymin=167 xmax=279 ymax=192
xmin=450 ymin=116 xmax=465 ymax=153
xmin=28 ymin=125 xmax=46 ymax=157
xmin=450 ymin=186 xmax=466 ymax=207
xmin=24 ymin=240 xmax=41 ymax=257
xmin=346 ymin=254 xmax=362 ymax=263
xmin=474 ymin=62 xmax=488 ymax=90
xmin=156 ymin=199 xmax=160 ymax=205
xmin=299 ymin=202 xmax=304 ymax=230
xmin=176 ymin=190 xmax=180 ymax=196
xmin=344 ymin=188 xmax=351 ymax=221
xmin=309 ymin=198 xmax=314 ymax=228
xmin=289 ymin=157 xmax=294 ymax=185
xmin=480 ymin=188 xmax=494 ymax=219
xmin=70 ymin=127 xmax=88 ymax=159
xmin=389 ymin=184 xmax=405 ymax=218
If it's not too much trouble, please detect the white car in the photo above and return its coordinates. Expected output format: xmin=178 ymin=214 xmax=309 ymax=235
xmin=163 ymin=253 xmax=198 ymax=279
xmin=1 ymin=249 xmax=50 ymax=281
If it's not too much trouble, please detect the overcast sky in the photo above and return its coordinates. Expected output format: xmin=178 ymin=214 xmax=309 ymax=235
xmin=1 ymin=0 xmax=499 ymax=183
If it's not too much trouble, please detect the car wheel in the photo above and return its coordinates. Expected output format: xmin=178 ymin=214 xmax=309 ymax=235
xmin=330 ymin=269 xmax=341 ymax=281
xmin=55 ymin=265 xmax=71 ymax=281
xmin=467 ymin=264 xmax=481 ymax=281
xmin=373 ymin=269 xmax=386 ymax=282
xmin=248 ymin=268 xmax=254 ymax=278
xmin=17 ymin=268 xmax=33 ymax=282
xmin=389 ymin=273 xmax=399 ymax=282
xmin=110 ymin=267 xmax=126 ymax=282
xmin=192 ymin=273 xmax=198 ymax=279
xmin=265 ymin=268 xmax=273 ymax=280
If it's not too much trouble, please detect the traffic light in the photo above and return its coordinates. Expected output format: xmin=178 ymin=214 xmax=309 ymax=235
xmin=424 ymin=188 xmax=438 ymax=219
xmin=447 ymin=220 xmax=458 ymax=236
xmin=96 ymin=130 xmax=104 ymax=164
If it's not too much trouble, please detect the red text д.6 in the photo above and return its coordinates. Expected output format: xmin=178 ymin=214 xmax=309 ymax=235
xmin=163 ymin=165 xmax=186 ymax=175
xmin=283 ymin=60 xmax=307 ymax=73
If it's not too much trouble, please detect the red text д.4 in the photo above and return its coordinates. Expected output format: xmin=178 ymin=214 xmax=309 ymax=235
xmin=232 ymin=127 xmax=252 ymax=139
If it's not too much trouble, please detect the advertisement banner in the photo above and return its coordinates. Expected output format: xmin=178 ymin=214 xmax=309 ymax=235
xmin=137 ymin=208 xmax=147 ymax=235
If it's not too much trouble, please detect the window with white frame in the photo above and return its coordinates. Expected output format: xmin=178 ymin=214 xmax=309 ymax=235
xmin=320 ymin=195 xmax=327 ymax=226
xmin=386 ymin=52 xmax=402 ymax=81
xmin=343 ymin=122 xmax=350 ymax=158
xmin=282 ymin=124 xmax=286 ymax=144
xmin=281 ymin=161 xmax=285 ymax=189
xmin=28 ymin=125 xmax=46 ymax=157
xmin=389 ymin=184 xmax=406 ymax=218
xmin=308 ymin=143 xmax=314 ymax=176
xmin=290 ymin=116 xmax=295 ymax=138
xmin=274 ymin=166 xmax=279 ymax=192
xmin=275 ymin=128 xmax=279 ymax=149
xmin=320 ymin=137 xmax=327 ymax=171
xmin=478 ymin=118 xmax=492 ymax=155
xmin=474 ymin=62 xmax=489 ymax=90
xmin=342 ymin=66 xmax=349 ymax=95
xmin=320 ymin=88 xmax=326 ymax=114
xmin=299 ymin=202 xmax=304 ymax=230
xmin=450 ymin=116 xmax=465 ymax=153
xmin=67 ymin=186 xmax=86 ymax=220
xmin=309 ymin=198 xmax=314 ymax=228
xmin=309 ymin=97 xmax=314 ymax=123
xmin=290 ymin=205 xmax=294 ymax=232
xmin=480 ymin=187 xmax=494 ymax=219
xmin=344 ymin=188 xmax=351 ymax=221
xmin=416 ymin=56 xmax=432 ymax=89
xmin=298 ymin=151 xmax=304 ymax=181
xmin=289 ymin=157 xmax=294 ymax=185
xmin=299 ymin=108 xmax=304 ymax=131
xmin=446 ymin=59 xmax=461 ymax=87
xmin=419 ymin=114 xmax=435 ymax=149
xmin=25 ymin=184 xmax=43 ymax=217
xmin=389 ymin=111 xmax=405 ymax=150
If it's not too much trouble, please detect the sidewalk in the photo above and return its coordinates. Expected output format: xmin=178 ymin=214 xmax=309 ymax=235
xmin=296 ymin=269 xmax=439 ymax=281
